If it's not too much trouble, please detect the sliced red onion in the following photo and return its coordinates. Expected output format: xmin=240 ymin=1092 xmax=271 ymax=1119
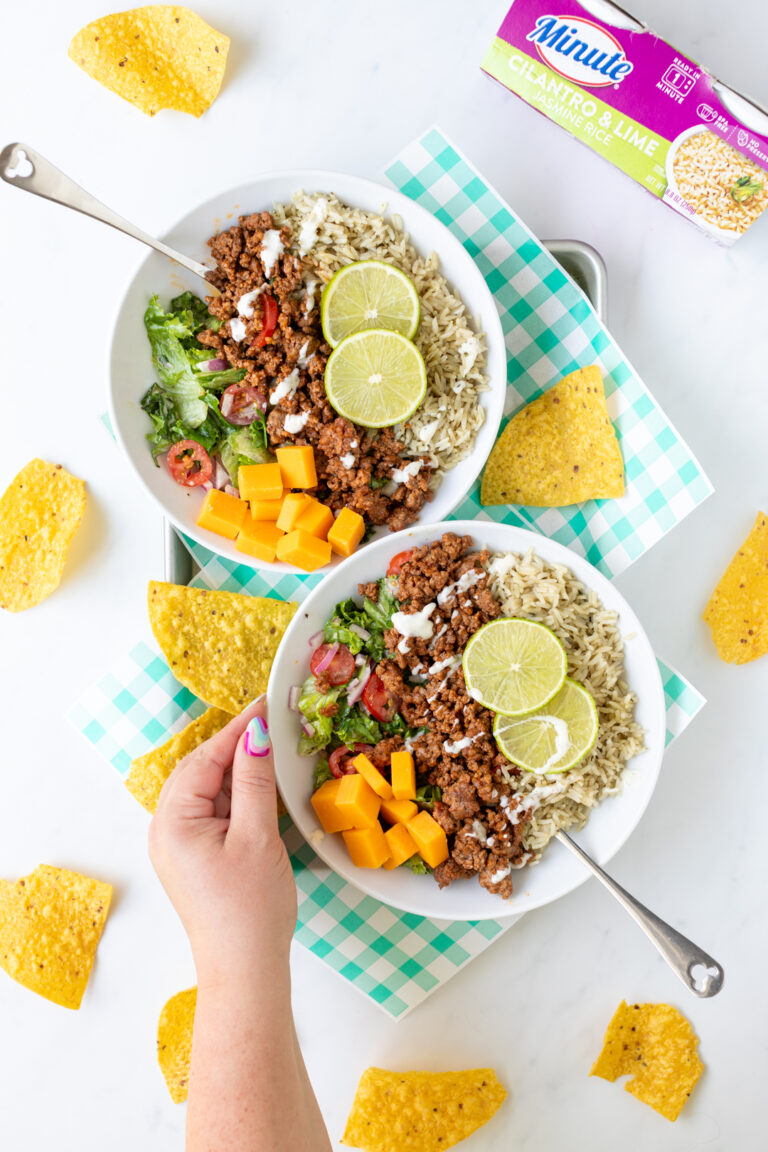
xmin=301 ymin=721 xmax=315 ymax=738
xmin=349 ymin=624 xmax=370 ymax=641
xmin=313 ymin=641 xmax=339 ymax=675
xmin=213 ymin=458 xmax=231 ymax=489
xmin=201 ymin=480 xmax=214 ymax=493
xmin=197 ymin=357 xmax=229 ymax=373
xmin=224 ymin=483 xmax=239 ymax=497
xmin=288 ymin=685 xmax=300 ymax=711
xmin=308 ymin=630 xmax=325 ymax=650
xmin=347 ymin=662 xmax=371 ymax=705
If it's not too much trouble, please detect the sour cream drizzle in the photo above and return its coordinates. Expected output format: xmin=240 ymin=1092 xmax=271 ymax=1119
xmin=229 ymin=316 xmax=247 ymax=342
xmin=236 ymin=285 xmax=266 ymax=317
xmin=261 ymin=229 xmax=284 ymax=278
xmin=298 ymin=198 xmax=329 ymax=255
xmin=392 ymin=602 xmax=436 ymax=654
xmin=269 ymin=368 xmax=300 ymax=405
xmin=283 ymin=412 xmax=310 ymax=434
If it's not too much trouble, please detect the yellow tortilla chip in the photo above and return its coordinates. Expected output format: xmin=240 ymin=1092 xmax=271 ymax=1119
xmin=590 ymin=1000 xmax=703 ymax=1122
xmin=126 ymin=707 xmax=232 ymax=812
xmin=342 ymin=1067 xmax=507 ymax=1152
xmin=0 ymin=459 xmax=86 ymax=612
xmin=158 ymin=986 xmax=197 ymax=1103
xmin=703 ymin=511 xmax=768 ymax=664
xmin=148 ymin=582 xmax=297 ymax=713
xmin=0 ymin=865 xmax=112 ymax=1010
xmin=481 ymin=366 xmax=624 ymax=507
xmin=68 ymin=6 xmax=229 ymax=118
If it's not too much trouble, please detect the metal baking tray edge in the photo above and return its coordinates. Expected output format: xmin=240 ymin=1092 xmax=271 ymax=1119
xmin=163 ymin=239 xmax=608 ymax=585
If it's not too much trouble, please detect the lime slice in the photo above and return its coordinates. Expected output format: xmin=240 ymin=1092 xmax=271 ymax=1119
xmin=324 ymin=329 xmax=427 ymax=428
xmin=462 ymin=618 xmax=566 ymax=717
xmin=321 ymin=260 xmax=420 ymax=348
xmin=493 ymin=678 xmax=598 ymax=774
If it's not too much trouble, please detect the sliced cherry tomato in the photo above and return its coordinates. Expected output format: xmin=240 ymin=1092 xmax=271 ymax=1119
xmin=387 ymin=549 xmax=414 ymax=578
xmin=309 ymin=643 xmax=356 ymax=686
xmin=219 ymin=383 xmax=267 ymax=426
xmin=362 ymin=673 xmax=397 ymax=722
xmin=251 ymin=294 xmax=278 ymax=349
xmin=167 ymin=440 xmax=213 ymax=488
xmin=328 ymin=742 xmax=374 ymax=779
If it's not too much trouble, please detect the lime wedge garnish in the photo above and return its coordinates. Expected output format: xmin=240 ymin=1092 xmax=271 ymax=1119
xmin=324 ymin=329 xmax=427 ymax=428
xmin=493 ymin=678 xmax=598 ymax=774
xmin=321 ymin=260 xmax=420 ymax=348
xmin=462 ymin=618 xmax=567 ymax=717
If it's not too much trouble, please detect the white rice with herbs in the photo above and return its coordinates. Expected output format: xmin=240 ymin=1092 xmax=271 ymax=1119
xmin=672 ymin=130 xmax=768 ymax=234
xmin=271 ymin=192 xmax=488 ymax=478
xmin=486 ymin=549 xmax=644 ymax=861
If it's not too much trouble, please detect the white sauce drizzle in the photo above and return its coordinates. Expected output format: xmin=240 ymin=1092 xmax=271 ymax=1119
xmin=269 ymin=368 xmax=301 ymax=405
xmin=436 ymin=568 xmax=483 ymax=606
xmin=297 ymin=340 xmax=312 ymax=369
xmin=283 ymin=411 xmax=310 ymax=434
xmin=489 ymin=864 xmax=511 ymax=884
xmin=229 ymin=316 xmax=247 ymax=342
xmin=236 ymin=285 xmax=266 ymax=317
xmin=340 ymin=452 xmax=355 ymax=469
xmin=261 ymin=229 xmax=284 ymax=278
xmin=304 ymin=279 xmax=317 ymax=312
xmin=299 ymin=197 xmax=329 ymax=255
xmin=391 ymin=603 xmax=436 ymax=653
xmin=391 ymin=460 xmax=423 ymax=485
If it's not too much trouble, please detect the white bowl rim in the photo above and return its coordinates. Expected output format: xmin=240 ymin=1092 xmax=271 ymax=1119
xmin=107 ymin=169 xmax=506 ymax=573
xmin=267 ymin=519 xmax=666 ymax=921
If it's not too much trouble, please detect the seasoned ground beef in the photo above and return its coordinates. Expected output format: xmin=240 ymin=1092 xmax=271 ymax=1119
xmin=370 ymin=533 xmax=531 ymax=898
xmin=200 ymin=210 xmax=434 ymax=532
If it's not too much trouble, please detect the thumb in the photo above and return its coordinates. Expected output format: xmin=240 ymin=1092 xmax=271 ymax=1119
xmin=228 ymin=698 xmax=278 ymax=842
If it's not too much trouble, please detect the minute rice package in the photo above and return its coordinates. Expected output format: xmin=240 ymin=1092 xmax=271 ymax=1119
xmin=483 ymin=0 xmax=768 ymax=244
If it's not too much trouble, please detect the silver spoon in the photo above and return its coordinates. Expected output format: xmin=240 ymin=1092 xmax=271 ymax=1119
xmin=0 ymin=142 xmax=219 ymax=293
xmin=557 ymin=831 xmax=724 ymax=997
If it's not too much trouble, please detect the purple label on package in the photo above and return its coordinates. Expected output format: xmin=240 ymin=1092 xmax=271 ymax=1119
xmin=482 ymin=0 xmax=768 ymax=242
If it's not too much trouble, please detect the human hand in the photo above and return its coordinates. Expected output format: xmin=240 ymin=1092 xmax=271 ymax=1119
xmin=149 ymin=697 xmax=297 ymax=985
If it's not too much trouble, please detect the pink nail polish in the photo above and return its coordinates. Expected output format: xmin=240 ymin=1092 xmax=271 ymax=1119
xmin=244 ymin=716 xmax=270 ymax=757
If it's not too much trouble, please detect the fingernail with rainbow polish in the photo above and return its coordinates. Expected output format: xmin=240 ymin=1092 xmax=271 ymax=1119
xmin=244 ymin=716 xmax=270 ymax=757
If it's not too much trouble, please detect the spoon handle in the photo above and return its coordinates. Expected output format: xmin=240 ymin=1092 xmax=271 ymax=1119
xmin=0 ymin=142 xmax=217 ymax=290
xmin=556 ymin=831 xmax=724 ymax=997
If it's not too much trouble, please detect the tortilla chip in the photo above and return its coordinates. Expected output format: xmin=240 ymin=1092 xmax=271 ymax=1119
xmin=158 ymin=987 xmax=197 ymax=1103
xmin=481 ymin=366 xmax=624 ymax=507
xmin=590 ymin=1000 xmax=703 ymax=1122
xmin=0 ymin=865 xmax=112 ymax=1010
xmin=68 ymin=6 xmax=229 ymax=118
xmin=703 ymin=511 xmax=768 ymax=664
xmin=342 ymin=1067 xmax=507 ymax=1152
xmin=148 ymin=582 xmax=297 ymax=713
xmin=126 ymin=707 xmax=232 ymax=813
xmin=0 ymin=459 xmax=86 ymax=612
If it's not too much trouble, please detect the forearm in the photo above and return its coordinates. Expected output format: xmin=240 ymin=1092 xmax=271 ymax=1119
xmin=186 ymin=960 xmax=331 ymax=1152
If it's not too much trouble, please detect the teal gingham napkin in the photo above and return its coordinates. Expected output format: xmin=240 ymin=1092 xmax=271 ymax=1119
xmin=78 ymin=128 xmax=709 ymax=1016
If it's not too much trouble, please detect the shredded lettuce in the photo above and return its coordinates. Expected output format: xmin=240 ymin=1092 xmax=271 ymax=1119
xmin=401 ymin=854 xmax=432 ymax=875
xmin=415 ymin=784 xmax=442 ymax=810
xmin=140 ymin=383 xmax=230 ymax=463
xmin=297 ymin=676 xmax=340 ymax=754
xmin=312 ymin=759 xmax=333 ymax=790
xmin=219 ymin=423 xmax=271 ymax=487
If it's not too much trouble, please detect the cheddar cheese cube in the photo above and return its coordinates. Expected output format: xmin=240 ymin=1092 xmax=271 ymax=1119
xmin=382 ymin=823 xmax=418 ymax=870
xmin=197 ymin=489 xmax=248 ymax=540
xmin=335 ymin=772 xmax=380 ymax=829
xmin=352 ymin=753 xmax=393 ymax=800
xmin=295 ymin=499 xmax=334 ymax=540
xmin=275 ymin=529 xmax=332 ymax=572
xmin=276 ymin=492 xmax=310 ymax=533
xmin=328 ymin=508 xmax=365 ymax=558
xmin=276 ymin=444 xmax=317 ymax=489
xmin=342 ymin=825 xmax=390 ymax=869
xmin=239 ymin=462 xmax=283 ymax=502
xmin=380 ymin=797 xmax=418 ymax=825
xmin=235 ymin=516 xmax=284 ymax=563
xmin=407 ymin=811 xmax=449 ymax=869
xmin=310 ymin=779 xmax=354 ymax=834
xmin=390 ymin=750 xmax=416 ymax=800
xmin=249 ymin=492 xmax=288 ymax=521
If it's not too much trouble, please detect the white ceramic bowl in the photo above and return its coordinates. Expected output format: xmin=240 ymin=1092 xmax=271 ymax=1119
xmin=268 ymin=520 xmax=666 ymax=921
xmin=108 ymin=172 xmax=506 ymax=571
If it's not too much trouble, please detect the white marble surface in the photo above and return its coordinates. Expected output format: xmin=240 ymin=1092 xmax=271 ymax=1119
xmin=1 ymin=0 xmax=767 ymax=1148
